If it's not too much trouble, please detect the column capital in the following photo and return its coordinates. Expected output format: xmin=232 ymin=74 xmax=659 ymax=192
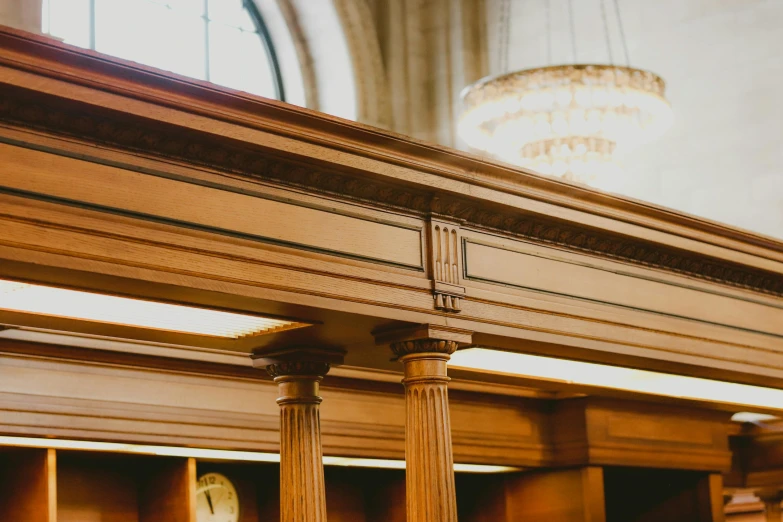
xmin=390 ymin=339 xmax=459 ymax=359
xmin=253 ymin=346 xmax=343 ymax=522
xmin=374 ymin=323 xmax=465 ymax=522
xmin=251 ymin=346 xmax=345 ymax=378
xmin=373 ymin=324 xmax=472 ymax=358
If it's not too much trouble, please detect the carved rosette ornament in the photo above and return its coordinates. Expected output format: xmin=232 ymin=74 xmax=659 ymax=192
xmin=376 ymin=325 xmax=472 ymax=522
xmin=252 ymin=347 xmax=345 ymax=522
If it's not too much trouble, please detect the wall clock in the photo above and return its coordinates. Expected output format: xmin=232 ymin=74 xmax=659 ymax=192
xmin=196 ymin=472 xmax=240 ymax=522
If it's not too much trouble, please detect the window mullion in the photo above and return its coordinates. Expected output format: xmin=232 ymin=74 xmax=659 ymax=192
xmin=89 ymin=0 xmax=96 ymax=50
xmin=203 ymin=0 xmax=210 ymax=82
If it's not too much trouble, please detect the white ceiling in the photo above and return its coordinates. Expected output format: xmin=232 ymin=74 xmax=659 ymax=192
xmin=494 ymin=0 xmax=783 ymax=239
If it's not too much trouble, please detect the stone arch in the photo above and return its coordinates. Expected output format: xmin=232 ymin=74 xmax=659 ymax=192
xmin=258 ymin=0 xmax=389 ymax=127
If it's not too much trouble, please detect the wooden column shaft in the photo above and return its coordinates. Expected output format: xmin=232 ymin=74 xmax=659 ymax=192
xmin=276 ymin=373 xmax=326 ymax=522
xmin=253 ymin=348 xmax=344 ymax=522
xmin=392 ymin=338 xmax=461 ymax=522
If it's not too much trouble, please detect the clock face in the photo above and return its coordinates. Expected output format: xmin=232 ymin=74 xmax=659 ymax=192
xmin=196 ymin=472 xmax=240 ymax=522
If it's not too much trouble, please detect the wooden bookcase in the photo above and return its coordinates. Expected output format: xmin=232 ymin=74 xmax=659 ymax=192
xmin=603 ymin=467 xmax=724 ymax=522
xmin=0 ymin=447 xmax=56 ymax=522
xmin=57 ymin=452 xmax=194 ymax=522
xmin=197 ymin=461 xmax=408 ymax=522
xmin=0 ymin=447 xmax=411 ymax=522
xmin=0 ymin=445 xmax=729 ymax=521
xmin=456 ymin=466 xmax=725 ymax=522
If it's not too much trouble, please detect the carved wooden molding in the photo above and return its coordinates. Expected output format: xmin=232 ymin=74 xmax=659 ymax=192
xmin=251 ymin=346 xmax=345 ymax=378
xmin=1 ymin=84 xmax=782 ymax=299
xmin=390 ymin=339 xmax=459 ymax=359
xmin=373 ymin=324 xmax=473 ymax=348
xmin=427 ymin=220 xmax=465 ymax=313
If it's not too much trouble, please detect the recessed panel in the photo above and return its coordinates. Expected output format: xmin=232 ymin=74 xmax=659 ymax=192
xmin=0 ymin=143 xmax=423 ymax=269
xmin=464 ymin=240 xmax=783 ymax=337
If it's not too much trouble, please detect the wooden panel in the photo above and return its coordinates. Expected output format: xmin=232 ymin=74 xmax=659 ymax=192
xmin=604 ymin=468 xmax=724 ymax=522
xmin=0 ymin=447 xmax=56 ymax=522
xmin=139 ymin=458 xmax=196 ymax=522
xmin=363 ymin=469 xmax=406 ymax=522
xmin=0 ymin=350 xmax=550 ymax=467
xmin=2 ymin=29 xmax=782 ymax=292
xmin=606 ymin=413 xmax=715 ymax=445
xmin=449 ymin=395 xmax=546 ymax=465
xmin=57 ymin=452 xmax=140 ymax=522
xmin=463 ymin=240 xmax=783 ymax=336
xmin=254 ymin=464 xmax=282 ymax=522
xmin=586 ymin=400 xmax=731 ymax=471
xmin=0 ymin=143 xmax=423 ymax=268
xmin=0 ymin=351 xmax=735 ymax=471
xmin=456 ymin=473 xmax=509 ymax=522
xmin=551 ymin=398 xmax=733 ymax=472
xmin=58 ymin=453 xmax=194 ymax=522
xmin=2 ymin=176 xmax=783 ymax=382
xmin=503 ymin=467 xmax=606 ymax=522
xmin=325 ymin=467 xmax=368 ymax=522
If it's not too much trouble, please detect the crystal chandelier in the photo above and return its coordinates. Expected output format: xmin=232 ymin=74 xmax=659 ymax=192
xmin=458 ymin=0 xmax=673 ymax=186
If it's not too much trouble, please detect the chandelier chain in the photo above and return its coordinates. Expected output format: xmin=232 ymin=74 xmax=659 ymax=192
xmin=599 ymin=0 xmax=614 ymax=64
xmin=498 ymin=0 xmax=513 ymax=73
xmin=613 ymin=0 xmax=631 ymax=66
xmin=566 ymin=0 xmax=578 ymax=62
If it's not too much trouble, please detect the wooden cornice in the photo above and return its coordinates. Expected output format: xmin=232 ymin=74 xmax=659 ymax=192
xmin=1 ymin=25 xmax=783 ymax=301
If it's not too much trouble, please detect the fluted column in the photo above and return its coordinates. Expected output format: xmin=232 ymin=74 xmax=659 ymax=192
xmin=758 ymin=490 xmax=783 ymax=522
xmin=252 ymin=347 xmax=344 ymax=522
xmin=375 ymin=325 xmax=472 ymax=522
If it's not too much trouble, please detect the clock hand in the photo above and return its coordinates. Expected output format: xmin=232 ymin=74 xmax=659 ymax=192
xmin=204 ymin=488 xmax=215 ymax=515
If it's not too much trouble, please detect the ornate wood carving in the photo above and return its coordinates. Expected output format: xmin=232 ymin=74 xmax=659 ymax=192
xmin=375 ymin=325 xmax=472 ymax=522
xmin=1 ymin=83 xmax=782 ymax=299
xmin=427 ymin=220 xmax=465 ymax=312
xmin=252 ymin=346 xmax=345 ymax=522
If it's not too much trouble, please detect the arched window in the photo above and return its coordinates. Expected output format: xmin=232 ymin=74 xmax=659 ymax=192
xmin=41 ymin=0 xmax=285 ymax=100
